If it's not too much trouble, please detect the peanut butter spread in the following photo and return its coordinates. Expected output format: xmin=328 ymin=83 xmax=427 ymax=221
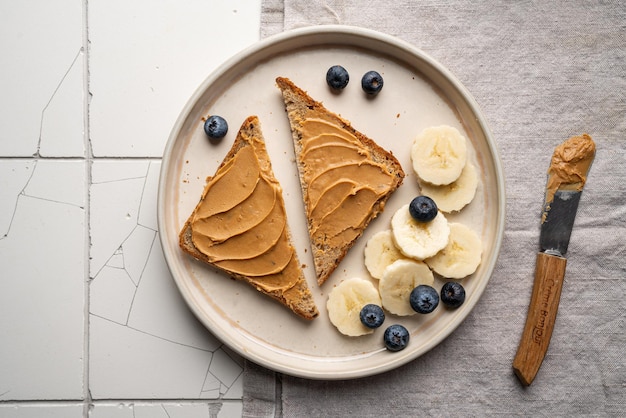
xmin=545 ymin=133 xmax=595 ymax=207
xmin=190 ymin=138 xmax=299 ymax=292
xmin=300 ymin=118 xmax=397 ymax=247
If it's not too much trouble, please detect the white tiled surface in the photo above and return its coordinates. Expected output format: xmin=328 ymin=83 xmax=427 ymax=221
xmin=0 ymin=0 xmax=84 ymax=157
xmin=89 ymin=0 xmax=261 ymax=157
xmin=0 ymin=1 xmax=260 ymax=416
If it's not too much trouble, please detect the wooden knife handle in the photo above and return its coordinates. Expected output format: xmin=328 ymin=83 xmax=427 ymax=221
xmin=512 ymin=251 xmax=567 ymax=385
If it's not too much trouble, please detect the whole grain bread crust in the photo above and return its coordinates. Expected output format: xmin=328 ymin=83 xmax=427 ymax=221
xmin=178 ymin=116 xmax=319 ymax=320
xmin=276 ymin=77 xmax=405 ymax=285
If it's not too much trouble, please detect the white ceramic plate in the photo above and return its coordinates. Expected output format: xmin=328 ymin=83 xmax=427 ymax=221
xmin=158 ymin=25 xmax=505 ymax=379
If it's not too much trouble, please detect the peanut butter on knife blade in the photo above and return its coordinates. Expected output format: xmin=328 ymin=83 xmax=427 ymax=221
xmin=542 ymin=133 xmax=595 ymax=223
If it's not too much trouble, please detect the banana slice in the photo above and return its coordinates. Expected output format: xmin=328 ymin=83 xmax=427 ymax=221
xmin=411 ymin=125 xmax=467 ymax=186
xmin=419 ymin=163 xmax=479 ymax=213
xmin=327 ymin=277 xmax=382 ymax=336
xmin=425 ymin=223 xmax=482 ymax=279
xmin=364 ymin=230 xmax=406 ymax=279
xmin=379 ymin=259 xmax=434 ymax=316
xmin=391 ymin=204 xmax=450 ymax=260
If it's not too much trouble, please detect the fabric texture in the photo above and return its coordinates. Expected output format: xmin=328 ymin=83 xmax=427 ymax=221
xmin=246 ymin=1 xmax=626 ymax=416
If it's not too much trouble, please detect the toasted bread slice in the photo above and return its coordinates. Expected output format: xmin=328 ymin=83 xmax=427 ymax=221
xmin=276 ymin=77 xmax=405 ymax=285
xmin=179 ymin=116 xmax=319 ymax=320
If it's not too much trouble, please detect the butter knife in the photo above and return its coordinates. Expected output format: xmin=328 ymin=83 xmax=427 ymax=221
xmin=512 ymin=133 xmax=595 ymax=386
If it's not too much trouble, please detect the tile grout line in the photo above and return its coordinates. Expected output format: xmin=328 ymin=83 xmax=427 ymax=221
xmin=82 ymin=0 xmax=92 ymax=415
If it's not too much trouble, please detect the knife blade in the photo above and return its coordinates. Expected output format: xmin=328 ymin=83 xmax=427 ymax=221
xmin=512 ymin=133 xmax=595 ymax=386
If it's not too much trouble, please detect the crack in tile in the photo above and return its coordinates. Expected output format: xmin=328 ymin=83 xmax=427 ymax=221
xmin=205 ymin=350 xmax=244 ymax=398
xmin=89 ymin=161 xmax=156 ymax=278
xmin=22 ymin=194 xmax=85 ymax=210
xmin=2 ymin=160 xmax=85 ymax=240
xmin=123 ymin=230 xmax=158 ymax=325
xmin=91 ymin=160 xmax=156 ymax=279
xmin=90 ymin=175 xmax=151 ymax=185
xmin=200 ymin=363 xmax=220 ymax=398
xmin=107 ymin=247 xmax=126 ymax=269
xmin=91 ymin=224 xmax=145 ymax=280
xmin=136 ymin=161 xmax=153 ymax=230
xmin=1 ymin=161 xmax=36 ymax=240
xmin=89 ymin=314 xmax=213 ymax=353
xmin=90 ymin=223 xmax=155 ymax=327
xmin=36 ymin=47 xmax=84 ymax=157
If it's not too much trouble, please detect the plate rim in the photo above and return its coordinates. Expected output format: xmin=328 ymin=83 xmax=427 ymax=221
xmin=157 ymin=24 xmax=506 ymax=380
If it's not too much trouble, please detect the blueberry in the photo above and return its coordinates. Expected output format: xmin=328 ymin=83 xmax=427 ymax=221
xmin=409 ymin=196 xmax=438 ymax=222
xmin=359 ymin=304 xmax=385 ymax=329
xmin=361 ymin=70 xmax=384 ymax=95
xmin=383 ymin=324 xmax=410 ymax=351
xmin=410 ymin=285 xmax=439 ymax=314
xmin=326 ymin=65 xmax=350 ymax=90
xmin=204 ymin=115 xmax=228 ymax=139
xmin=440 ymin=282 xmax=466 ymax=309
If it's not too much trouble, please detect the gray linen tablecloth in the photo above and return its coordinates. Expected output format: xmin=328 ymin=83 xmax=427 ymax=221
xmin=243 ymin=1 xmax=626 ymax=416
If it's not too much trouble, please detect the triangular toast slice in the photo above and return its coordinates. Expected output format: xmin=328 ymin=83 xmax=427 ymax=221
xmin=179 ymin=116 xmax=319 ymax=320
xmin=276 ymin=77 xmax=405 ymax=286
